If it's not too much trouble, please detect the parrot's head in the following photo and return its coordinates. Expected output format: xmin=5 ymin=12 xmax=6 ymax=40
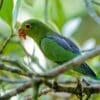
xmin=18 ymin=19 xmax=52 ymax=43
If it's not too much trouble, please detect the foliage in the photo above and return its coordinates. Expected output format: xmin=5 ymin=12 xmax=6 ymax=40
xmin=0 ymin=0 xmax=100 ymax=100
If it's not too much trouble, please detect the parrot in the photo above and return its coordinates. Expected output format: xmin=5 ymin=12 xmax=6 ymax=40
xmin=18 ymin=19 xmax=96 ymax=78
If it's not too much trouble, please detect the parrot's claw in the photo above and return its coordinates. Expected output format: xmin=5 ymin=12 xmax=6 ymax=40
xmin=81 ymin=78 xmax=90 ymax=86
xmin=76 ymin=78 xmax=83 ymax=100
xmin=51 ymin=80 xmax=58 ymax=92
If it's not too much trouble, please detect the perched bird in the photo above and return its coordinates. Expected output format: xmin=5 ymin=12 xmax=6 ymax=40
xmin=18 ymin=19 xmax=96 ymax=78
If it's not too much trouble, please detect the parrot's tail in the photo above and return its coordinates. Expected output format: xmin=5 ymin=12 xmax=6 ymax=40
xmin=74 ymin=63 xmax=96 ymax=78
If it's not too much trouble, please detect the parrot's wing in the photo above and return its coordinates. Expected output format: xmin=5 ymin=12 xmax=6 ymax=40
xmin=41 ymin=34 xmax=96 ymax=78
xmin=46 ymin=34 xmax=80 ymax=54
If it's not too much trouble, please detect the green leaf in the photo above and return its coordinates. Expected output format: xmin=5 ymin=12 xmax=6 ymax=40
xmin=2 ymin=37 xmax=25 ymax=57
xmin=0 ymin=0 xmax=3 ymax=10
xmin=24 ymin=0 xmax=33 ymax=6
xmin=0 ymin=19 xmax=11 ymax=35
xmin=3 ymin=41 xmax=25 ymax=58
xmin=13 ymin=0 xmax=21 ymax=28
xmin=49 ymin=0 xmax=66 ymax=30
xmin=0 ymin=0 xmax=13 ymax=26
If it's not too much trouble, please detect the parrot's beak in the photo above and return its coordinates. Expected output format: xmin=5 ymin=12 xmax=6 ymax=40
xmin=18 ymin=28 xmax=26 ymax=40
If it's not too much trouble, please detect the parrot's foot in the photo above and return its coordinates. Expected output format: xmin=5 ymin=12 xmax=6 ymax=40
xmin=76 ymin=78 xmax=83 ymax=100
xmin=81 ymin=78 xmax=92 ymax=100
xmin=81 ymin=78 xmax=90 ymax=86
xmin=51 ymin=80 xmax=58 ymax=92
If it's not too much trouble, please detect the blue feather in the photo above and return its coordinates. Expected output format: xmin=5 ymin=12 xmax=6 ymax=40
xmin=74 ymin=63 xmax=96 ymax=77
xmin=46 ymin=34 xmax=96 ymax=78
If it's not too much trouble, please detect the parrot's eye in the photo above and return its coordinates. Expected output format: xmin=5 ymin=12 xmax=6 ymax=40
xmin=25 ymin=24 xmax=31 ymax=29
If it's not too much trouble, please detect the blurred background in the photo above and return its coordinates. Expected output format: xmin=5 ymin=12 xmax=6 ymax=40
xmin=0 ymin=0 xmax=100 ymax=100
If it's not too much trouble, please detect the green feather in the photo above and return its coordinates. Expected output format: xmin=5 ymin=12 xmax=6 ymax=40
xmin=41 ymin=37 xmax=77 ymax=62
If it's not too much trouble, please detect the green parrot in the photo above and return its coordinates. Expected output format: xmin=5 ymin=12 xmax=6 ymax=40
xmin=18 ymin=19 xmax=96 ymax=78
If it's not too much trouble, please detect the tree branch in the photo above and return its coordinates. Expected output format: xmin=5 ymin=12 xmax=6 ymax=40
xmin=38 ymin=46 xmax=100 ymax=77
xmin=19 ymin=42 xmax=46 ymax=72
xmin=0 ymin=54 xmax=29 ymax=72
xmin=0 ymin=77 xmax=100 ymax=100
xmin=0 ymin=77 xmax=28 ymax=84
xmin=0 ymin=62 xmax=31 ymax=76
xmin=24 ymin=88 xmax=52 ymax=100
xmin=84 ymin=0 xmax=100 ymax=24
xmin=44 ymin=0 xmax=49 ymax=23
xmin=0 ymin=82 xmax=31 ymax=100
xmin=39 ymin=88 xmax=52 ymax=97
xmin=92 ymin=0 xmax=100 ymax=5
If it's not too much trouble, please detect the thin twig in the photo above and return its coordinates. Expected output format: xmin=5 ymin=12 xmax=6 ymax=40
xmin=0 ymin=62 xmax=31 ymax=76
xmin=0 ymin=54 xmax=27 ymax=71
xmin=37 ymin=46 xmax=100 ymax=78
xmin=0 ymin=82 xmax=31 ymax=100
xmin=44 ymin=0 xmax=48 ymax=23
xmin=0 ymin=77 xmax=100 ymax=100
xmin=19 ymin=42 xmax=46 ymax=72
xmin=0 ymin=54 xmax=34 ymax=76
xmin=0 ymin=34 xmax=13 ymax=54
xmin=85 ymin=93 xmax=91 ymax=100
xmin=39 ymin=88 xmax=52 ymax=96
xmin=31 ymin=78 xmax=41 ymax=100
xmin=92 ymin=0 xmax=100 ymax=5
xmin=84 ymin=0 xmax=100 ymax=24
xmin=0 ymin=77 xmax=28 ymax=84
xmin=81 ymin=47 xmax=96 ymax=53
xmin=24 ymin=88 xmax=52 ymax=100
